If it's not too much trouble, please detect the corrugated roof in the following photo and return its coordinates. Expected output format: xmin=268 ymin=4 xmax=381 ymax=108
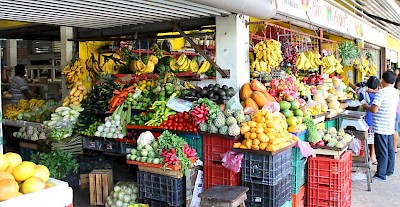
xmin=0 ymin=0 xmax=231 ymax=29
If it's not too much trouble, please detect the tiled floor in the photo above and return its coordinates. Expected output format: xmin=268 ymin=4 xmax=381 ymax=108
xmin=352 ymin=152 xmax=400 ymax=207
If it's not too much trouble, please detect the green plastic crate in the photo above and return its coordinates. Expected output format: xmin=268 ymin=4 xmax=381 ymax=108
xmin=281 ymin=200 xmax=292 ymax=207
xmin=325 ymin=117 xmax=339 ymax=130
xmin=180 ymin=134 xmax=203 ymax=161
xmin=292 ymin=160 xmax=306 ymax=194
xmin=292 ymin=147 xmax=303 ymax=165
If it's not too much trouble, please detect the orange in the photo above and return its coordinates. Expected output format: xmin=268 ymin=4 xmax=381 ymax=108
xmin=0 ymin=171 xmax=15 ymax=181
xmin=12 ymin=162 xmax=36 ymax=182
xmin=0 ymin=154 xmax=9 ymax=171
xmin=4 ymin=153 xmax=22 ymax=168
xmin=21 ymin=177 xmax=45 ymax=194
xmin=0 ymin=179 xmax=19 ymax=201
xmin=33 ymin=165 xmax=50 ymax=183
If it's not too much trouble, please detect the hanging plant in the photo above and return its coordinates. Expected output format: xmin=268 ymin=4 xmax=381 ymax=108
xmin=338 ymin=41 xmax=360 ymax=66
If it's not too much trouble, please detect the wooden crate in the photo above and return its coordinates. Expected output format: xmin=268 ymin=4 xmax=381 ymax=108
xmin=80 ymin=174 xmax=89 ymax=189
xmin=89 ymin=169 xmax=113 ymax=206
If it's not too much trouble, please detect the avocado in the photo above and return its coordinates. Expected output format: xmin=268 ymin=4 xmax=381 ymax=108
xmin=213 ymin=87 xmax=219 ymax=92
xmin=221 ymin=95 xmax=227 ymax=100
xmin=222 ymin=85 xmax=228 ymax=90
xmin=209 ymin=84 xmax=215 ymax=88
xmin=200 ymin=89 xmax=208 ymax=96
xmin=208 ymin=92 xmax=214 ymax=98
xmin=215 ymin=84 xmax=220 ymax=88
xmin=214 ymin=95 xmax=220 ymax=100
xmin=218 ymin=89 xmax=226 ymax=96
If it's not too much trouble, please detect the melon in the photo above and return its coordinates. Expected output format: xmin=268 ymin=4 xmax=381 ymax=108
xmin=313 ymin=94 xmax=324 ymax=103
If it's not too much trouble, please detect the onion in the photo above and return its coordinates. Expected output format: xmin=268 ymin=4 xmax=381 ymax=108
xmin=105 ymin=122 xmax=112 ymax=128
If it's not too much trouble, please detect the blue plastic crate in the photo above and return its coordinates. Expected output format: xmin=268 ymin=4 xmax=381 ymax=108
xmin=179 ymin=133 xmax=203 ymax=161
xmin=324 ymin=117 xmax=339 ymax=130
xmin=241 ymin=148 xmax=292 ymax=185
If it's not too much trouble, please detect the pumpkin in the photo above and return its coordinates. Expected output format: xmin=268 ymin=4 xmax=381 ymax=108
xmin=250 ymin=79 xmax=267 ymax=91
xmin=251 ymin=91 xmax=269 ymax=108
xmin=0 ymin=179 xmax=19 ymax=201
xmin=240 ymin=83 xmax=253 ymax=101
xmin=261 ymin=91 xmax=277 ymax=103
xmin=245 ymin=98 xmax=259 ymax=110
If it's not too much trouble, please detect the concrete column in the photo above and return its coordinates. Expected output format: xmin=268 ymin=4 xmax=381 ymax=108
xmin=60 ymin=26 xmax=74 ymax=98
xmin=6 ymin=39 xmax=17 ymax=69
xmin=215 ymin=14 xmax=250 ymax=91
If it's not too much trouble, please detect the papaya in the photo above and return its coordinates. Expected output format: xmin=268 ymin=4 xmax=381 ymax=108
xmin=245 ymin=98 xmax=259 ymax=110
xmin=261 ymin=91 xmax=277 ymax=103
xmin=250 ymin=79 xmax=267 ymax=91
xmin=251 ymin=91 xmax=269 ymax=108
xmin=240 ymin=83 xmax=253 ymax=101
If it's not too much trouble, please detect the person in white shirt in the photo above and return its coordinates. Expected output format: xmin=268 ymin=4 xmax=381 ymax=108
xmin=363 ymin=71 xmax=399 ymax=181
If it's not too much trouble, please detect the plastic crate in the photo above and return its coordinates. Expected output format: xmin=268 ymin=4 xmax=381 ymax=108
xmin=308 ymin=182 xmax=351 ymax=207
xmin=292 ymin=160 xmax=306 ymax=194
xmin=77 ymin=156 xmax=113 ymax=174
xmin=82 ymin=136 xmax=103 ymax=151
xmin=292 ymin=185 xmax=306 ymax=207
xmin=281 ymin=200 xmax=292 ymax=207
xmin=290 ymin=130 xmax=307 ymax=141
xmin=324 ymin=118 xmax=338 ymax=130
xmin=19 ymin=147 xmax=37 ymax=161
xmin=243 ymin=174 xmax=291 ymax=207
xmin=203 ymin=161 xmax=241 ymax=190
xmin=103 ymin=139 xmax=135 ymax=154
xmin=140 ymin=198 xmax=182 ymax=207
xmin=241 ymin=148 xmax=292 ymax=185
xmin=180 ymin=133 xmax=203 ymax=161
xmin=203 ymin=134 xmax=238 ymax=162
xmin=138 ymin=171 xmax=185 ymax=206
xmin=307 ymin=151 xmax=352 ymax=188
xmin=292 ymin=147 xmax=303 ymax=165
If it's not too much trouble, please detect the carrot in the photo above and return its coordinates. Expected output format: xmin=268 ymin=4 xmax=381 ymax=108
xmin=110 ymin=97 xmax=121 ymax=109
xmin=113 ymin=90 xmax=121 ymax=95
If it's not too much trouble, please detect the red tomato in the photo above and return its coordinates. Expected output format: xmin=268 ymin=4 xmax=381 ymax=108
xmin=183 ymin=114 xmax=190 ymax=120
xmin=177 ymin=126 xmax=183 ymax=131
xmin=179 ymin=118 xmax=184 ymax=123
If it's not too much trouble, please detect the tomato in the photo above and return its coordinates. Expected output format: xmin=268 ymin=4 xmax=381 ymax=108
xmin=179 ymin=118 xmax=184 ymax=123
xmin=177 ymin=126 xmax=183 ymax=131
xmin=193 ymin=128 xmax=198 ymax=132
xmin=183 ymin=114 xmax=190 ymax=120
xmin=173 ymin=126 xmax=177 ymax=130
xmin=174 ymin=118 xmax=179 ymax=122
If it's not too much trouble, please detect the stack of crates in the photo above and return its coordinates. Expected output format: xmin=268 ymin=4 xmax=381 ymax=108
xmin=292 ymin=147 xmax=306 ymax=203
xmin=241 ymin=148 xmax=293 ymax=207
xmin=179 ymin=133 xmax=203 ymax=161
xmin=202 ymin=134 xmax=241 ymax=190
xmin=307 ymin=151 xmax=352 ymax=207
xmin=137 ymin=171 xmax=185 ymax=207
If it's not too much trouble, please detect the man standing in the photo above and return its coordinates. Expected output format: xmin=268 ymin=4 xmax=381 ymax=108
xmin=363 ymin=71 xmax=399 ymax=181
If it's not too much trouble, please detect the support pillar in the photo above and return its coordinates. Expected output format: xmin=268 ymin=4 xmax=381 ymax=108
xmin=215 ymin=14 xmax=250 ymax=91
xmin=6 ymin=39 xmax=17 ymax=69
xmin=60 ymin=26 xmax=74 ymax=98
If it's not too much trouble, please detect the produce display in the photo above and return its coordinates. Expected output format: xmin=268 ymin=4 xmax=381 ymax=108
xmin=280 ymin=40 xmax=298 ymax=74
xmin=130 ymin=54 xmax=158 ymax=74
xmin=3 ymin=99 xmax=47 ymax=120
xmin=106 ymin=181 xmax=138 ymax=207
xmin=94 ymin=115 xmax=124 ymax=139
xmin=79 ymin=121 xmax=103 ymax=136
xmin=321 ymin=55 xmax=344 ymax=74
xmin=108 ymin=86 xmax=136 ymax=113
xmin=0 ymin=152 xmax=51 ymax=202
xmin=62 ymin=81 xmax=89 ymax=107
xmin=199 ymin=108 xmax=245 ymax=137
xmin=12 ymin=125 xmax=50 ymax=141
xmin=354 ymin=57 xmax=378 ymax=77
xmin=44 ymin=105 xmax=83 ymax=140
xmin=279 ymin=100 xmax=308 ymax=133
xmin=127 ymin=131 xmax=196 ymax=174
xmin=125 ymin=130 xmax=140 ymax=140
xmin=234 ymin=110 xmax=297 ymax=152
xmin=129 ymin=113 xmax=150 ymax=126
xmin=296 ymin=51 xmax=323 ymax=71
xmin=251 ymin=39 xmax=283 ymax=74
xmin=183 ymin=84 xmax=235 ymax=103
xmin=190 ymin=98 xmax=220 ymax=125
xmin=62 ymin=57 xmax=99 ymax=84
xmin=239 ymin=80 xmax=277 ymax=112
xmin=159 ymin=112 xmax=198 ymax=132
xmin=310 ymin=127 xmax=353 ymax=148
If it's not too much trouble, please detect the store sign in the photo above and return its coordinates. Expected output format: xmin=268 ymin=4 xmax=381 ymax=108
xmin=277 ymin=0 xmax=364 ymax=39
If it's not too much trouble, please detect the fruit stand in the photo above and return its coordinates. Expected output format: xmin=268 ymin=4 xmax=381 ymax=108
xmin=0 ymin=11 xmax=385 ymax=206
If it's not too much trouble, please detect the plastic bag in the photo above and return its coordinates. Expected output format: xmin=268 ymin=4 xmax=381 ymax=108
xmin=348 ymin=138 xmax=361 ymax=156
xmin=296 ymin=140 xmax=315 ymax=158
xmin=166 ymin=98 xmax=193 ymax=113
xmin=220 ymin=151 xmax=244 ymax=173
xmin=262 ymin=102 xmax=280 ymax=113
xmin=225 ymin=92 xmax=243 ymax=111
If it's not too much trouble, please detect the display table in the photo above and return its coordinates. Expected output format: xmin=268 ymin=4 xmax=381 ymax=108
xmin=0 ymin=179 xmax=73 ymax=207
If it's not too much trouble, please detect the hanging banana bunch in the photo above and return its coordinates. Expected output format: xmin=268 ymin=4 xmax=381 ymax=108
xmin=62 ymin=57 xmax=90 ymax=84
xmin=251 ymin=39 xmax=283 ymax=74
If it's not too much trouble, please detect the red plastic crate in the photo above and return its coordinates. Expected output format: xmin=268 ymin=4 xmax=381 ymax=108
xmin=292 ymin=185 xmax=306 ymax=207
xmin=307 ymin=151 xmax=352 ymax=189
xmin=203 ymin=134 xmax=239 ymax=162
xmin=203 ymin=161 xmax=241 ymax=190
xmin=307 ymin=182 xmax=351 ymax=207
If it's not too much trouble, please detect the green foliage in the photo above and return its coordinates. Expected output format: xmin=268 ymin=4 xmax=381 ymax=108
xmin=30 ymin=148 xmax=78 ymax=180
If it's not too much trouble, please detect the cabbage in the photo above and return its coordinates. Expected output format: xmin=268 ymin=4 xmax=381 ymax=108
xmin=106 ymin=182 xmax=138 ymax=207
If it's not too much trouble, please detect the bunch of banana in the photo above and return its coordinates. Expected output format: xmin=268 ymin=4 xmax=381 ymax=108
xmin=131 ymin=56 xmax=157 ymax=74
xmin=85 ymin=54 xmax=103 ymax=78
xmin=151 ymin=43 xmax=163 ymax=59
xmin=184 ymin=81 xmax=196 ymax=89
xmin=62 ymin=81 xmax=89 ymax=107
xmin=321 ymin=55 xmax=343 ymax=74
xmin=197 ymin=60 xmax=211 ymax=74
xmin=365 ymin=63 xmax=378 ymax=77
xmin=170 ymin=54 xmax=191 ymax=72
xmin=251 ymin=60 xmax=270 ymax=74
xmin=189 ymin=58 xmax=199 ymax=73
xmin=253 ymin=39 xmax=283 ymax=73
xmin=308 ymin=104 xmax=322 ymax=116
xmin=296 ymin=51 xmax=324 ymax=70
xmin=28 ymin=99 xmax=45 ymax=108
xmin=62 ymin=58 xmax=89 ymax=84
xmin=2 ymin=105 xmax=26 ymax=120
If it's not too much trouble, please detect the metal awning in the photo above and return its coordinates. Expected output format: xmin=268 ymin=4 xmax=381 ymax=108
xmin=0 ymin=0 xmax=232 ymax=29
